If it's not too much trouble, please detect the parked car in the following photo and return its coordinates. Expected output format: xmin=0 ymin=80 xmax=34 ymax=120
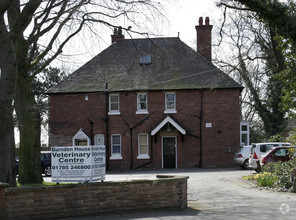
xmin=260 ymin=146 xmax=296 ymax=167
xmin=16 ymin=151 xmax=52 ymax=176
xmin=233 ymin=145 xmax=252 ymax=169
xmin=248 ymin=142 xmax=290 ymax=172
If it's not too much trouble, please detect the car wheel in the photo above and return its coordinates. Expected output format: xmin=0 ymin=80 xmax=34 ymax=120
xmin=242 ymin=159 xmax=249 ymax=169
xmin=43 ymin=165 xmax=52 ymax=177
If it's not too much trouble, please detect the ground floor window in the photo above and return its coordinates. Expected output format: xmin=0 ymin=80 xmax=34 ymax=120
xmin=240 ymin=121 xmax=250 ymax=146
xmin=110 ymin=134 xmax=122 ymax=160
xmin=137 ymin=133 xmax=149 ymax=159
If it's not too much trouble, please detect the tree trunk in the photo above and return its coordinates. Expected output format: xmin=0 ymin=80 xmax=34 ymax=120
xmin=0 ymin=16 xmax=17 ymax=187
xmin=0 ymin=107 xmax=16 ymax=186
xmin=15 ymin=74 xmax=43 ymax=184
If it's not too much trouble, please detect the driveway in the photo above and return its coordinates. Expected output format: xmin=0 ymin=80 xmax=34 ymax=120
xmin=59 ymin=168 xmax=296 ymax=220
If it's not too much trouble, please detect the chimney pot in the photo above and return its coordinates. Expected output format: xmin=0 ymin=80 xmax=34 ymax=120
xmin=205 ymin=17 xmax=210 ymax=25
xmin=113 ymin=27 xmax=118 ymax=35
xmin=199 ymin=17 xmax=203 ymax=26
xmin=111 ymin=26 xmax=124 ymax=44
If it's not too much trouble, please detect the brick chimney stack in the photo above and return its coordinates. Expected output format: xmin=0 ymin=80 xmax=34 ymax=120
xmin=111 ymin=27 xmax=124 ymax=44
xmin=195 ymin=17 xmax=213 ymax=61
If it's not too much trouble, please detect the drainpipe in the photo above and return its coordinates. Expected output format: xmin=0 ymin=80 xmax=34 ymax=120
xmin=199 ymin=90 xmax=203 ymax=168
xmin=120 ymin=112 xmax=155 ymax=170
xmin=87 ymin=118 xmax=93 ymax=145
xmin=189 ymin=90 xmax=203 ymax=168
xmin=130 ymin=127 xmax=133 ymax=170
xmin=104 ymin=83 xmax=109 ymax=170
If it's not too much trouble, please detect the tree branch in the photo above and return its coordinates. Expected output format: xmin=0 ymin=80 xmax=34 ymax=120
xmin=233 ymin=0 xmax=296 ymax=43
xmin=217 ymin=2 xmax=249 ymax=11
xmin=10 ymin=0 xmax=43 ymax=36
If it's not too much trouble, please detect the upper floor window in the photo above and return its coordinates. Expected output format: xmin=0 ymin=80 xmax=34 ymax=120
xmin=110 ymin=134 xmax=122 ymax=160
xmin=165 ymin=92 xmax=177 ymax=113
xmin=137 ymin=133 xmax=149 ymax=159
xmin=109 ymin=94 xmax=120 ymax=115
xmin=136 ymin=93 xmax=148 ymax=114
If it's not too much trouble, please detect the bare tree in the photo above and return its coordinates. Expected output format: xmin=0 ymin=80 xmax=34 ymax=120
xmin=213 ymin=8 xmax=288 ymax=141
xmin=0 ymin=0 xmax=163 ymax=185
xmin=218 ymin=0 xmax=296 ymax=115
xmin=230 ymin=0 xmax=296 ymax=43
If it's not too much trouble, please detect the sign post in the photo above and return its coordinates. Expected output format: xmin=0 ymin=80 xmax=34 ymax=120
xmin=51 ymin=145 xmax=105 ymax=183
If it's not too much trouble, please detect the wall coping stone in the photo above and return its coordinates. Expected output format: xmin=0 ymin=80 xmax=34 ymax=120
xmin=5 ymin=175 xmax=189 ymax=192
xmin=0 ymin=183 xmax=9 ymax=187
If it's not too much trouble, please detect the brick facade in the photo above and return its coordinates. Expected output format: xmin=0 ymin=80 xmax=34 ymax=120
xmin=1 ymin=175 xmax=188 ymax=219
xmin=49 ymin=88 xmax=241 ymax=170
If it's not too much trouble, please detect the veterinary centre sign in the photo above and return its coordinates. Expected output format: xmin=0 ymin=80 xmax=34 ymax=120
xmin=51 ymin=145 xmax=105 ymax=183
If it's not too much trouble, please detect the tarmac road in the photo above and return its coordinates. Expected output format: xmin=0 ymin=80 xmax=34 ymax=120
xmin=56 ymin=168 xmax=296 ymax=220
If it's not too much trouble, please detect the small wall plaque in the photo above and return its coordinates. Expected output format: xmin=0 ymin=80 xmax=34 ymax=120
xmin=205 ymin=123 xmax=212 ymax=128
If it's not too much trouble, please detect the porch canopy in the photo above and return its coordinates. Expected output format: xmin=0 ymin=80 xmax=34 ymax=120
xmin=151 ymin=116 xmax=186 ymax=136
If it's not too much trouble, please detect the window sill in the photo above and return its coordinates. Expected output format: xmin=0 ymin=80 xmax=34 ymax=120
xmin=137 ymin=155 xmax=150 ymax=159
xmin=110 ymin=155 xmax=122 ymax=160
xmin=136 ymin=111 xmax=149 ymax=115
xmin=108 ymin=112 xmax=121 ymax=115
xmin=164 ymin=110 xmax=177 ymax=114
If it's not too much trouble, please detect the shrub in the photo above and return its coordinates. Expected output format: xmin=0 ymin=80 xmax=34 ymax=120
xmin=256 ymin=172 xmax=276 ymax=187
xmin=253 ymin=130 xmax=296 ymax=191
xmin=261 ymin=158 xmax=296 ymax=191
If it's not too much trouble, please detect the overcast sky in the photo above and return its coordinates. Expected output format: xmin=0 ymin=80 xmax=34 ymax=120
xmin=56 ymin=0 xmax=223 ymax=72
xmin=163 ymin=0 xmax=221 ymax=47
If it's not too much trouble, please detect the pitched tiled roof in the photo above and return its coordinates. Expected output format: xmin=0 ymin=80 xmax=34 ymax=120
xmin=47 ymin=37 xmax=243 ymax=94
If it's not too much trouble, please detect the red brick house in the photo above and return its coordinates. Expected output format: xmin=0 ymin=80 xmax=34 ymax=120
xmin=47 ymin=17 xmax=243 ymax=170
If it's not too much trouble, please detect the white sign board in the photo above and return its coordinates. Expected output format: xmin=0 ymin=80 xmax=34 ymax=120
xmin=51 ymin=145 xmax=105 ymax=183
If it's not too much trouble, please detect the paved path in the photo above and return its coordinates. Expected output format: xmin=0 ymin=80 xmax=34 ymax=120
xmin=59 ymin=168 xmax=296 ymax=220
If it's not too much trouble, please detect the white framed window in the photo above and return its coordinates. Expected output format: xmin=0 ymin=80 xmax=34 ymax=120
xmin=110 ymin=134 xmax=122 ymax=160
xmin=137 ymin=133 xmax=149 ymax=159
xmin=109 ymin=94 xmax=120 ymax=115
xmin=164 ymin=92 xmax=177 ymax=113
xmin=136 ymin=93 xmax=148 ymax=114
xmin=240 ymin=121 xmax=250 ymax=146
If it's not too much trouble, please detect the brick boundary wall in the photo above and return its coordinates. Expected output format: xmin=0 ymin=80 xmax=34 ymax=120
xmin=0 ymin=175 xmax=188 ymax=220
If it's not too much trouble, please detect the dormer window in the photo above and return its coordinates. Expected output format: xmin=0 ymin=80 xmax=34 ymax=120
xmin=139 ymin=56 xmax=151 ymax=65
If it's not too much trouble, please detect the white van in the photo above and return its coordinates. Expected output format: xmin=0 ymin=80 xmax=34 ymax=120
xmin=248 ymin=142 xmax=290 ymax=172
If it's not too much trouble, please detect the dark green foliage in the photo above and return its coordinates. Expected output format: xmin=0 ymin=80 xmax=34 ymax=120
xmin=32 ymin=66 xmax=66 ymax=119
